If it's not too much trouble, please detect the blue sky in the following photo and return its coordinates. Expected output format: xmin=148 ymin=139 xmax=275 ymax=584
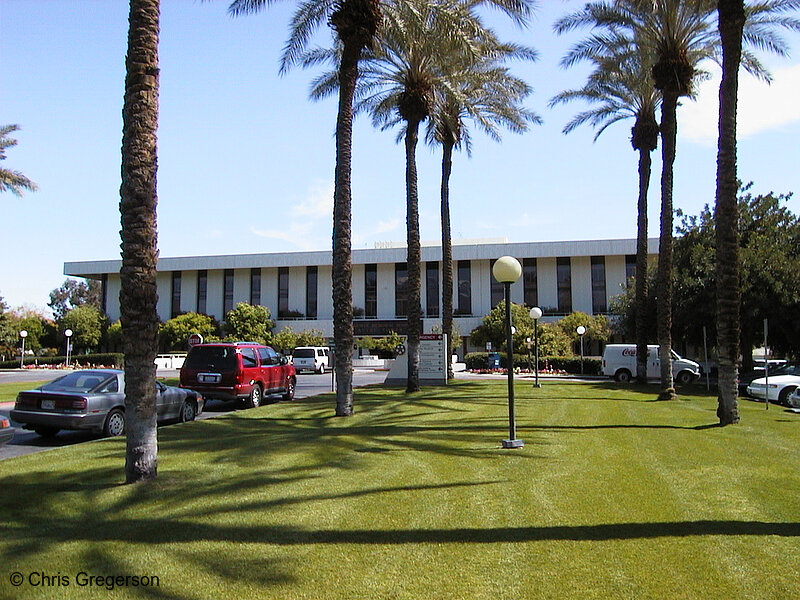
xmin=1 ymin=0 xmax=798 ymax=315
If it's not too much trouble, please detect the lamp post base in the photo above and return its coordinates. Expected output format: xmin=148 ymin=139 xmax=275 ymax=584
xmin=501 ymin=439 xmax=525 ymax=449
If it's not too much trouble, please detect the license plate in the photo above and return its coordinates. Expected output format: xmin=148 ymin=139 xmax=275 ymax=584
xmin=198 ymin=373 xmax=221 ymax=384
xmin=41 ymin=399 xmax=55 ymax=410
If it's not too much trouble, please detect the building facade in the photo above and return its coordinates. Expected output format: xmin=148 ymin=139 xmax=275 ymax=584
xmin=65 ymin=237 xmax=657 ymax=352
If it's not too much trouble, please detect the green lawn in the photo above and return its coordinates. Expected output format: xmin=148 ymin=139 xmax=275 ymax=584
xmin=1 ymin=380 xmax=798 ymax=599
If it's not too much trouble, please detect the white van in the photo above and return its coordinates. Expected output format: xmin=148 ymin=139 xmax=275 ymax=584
xmin=602 ymin=344 xmax=700 ymax=384
xmin=292 ymin=346 xmax=330 ymax=374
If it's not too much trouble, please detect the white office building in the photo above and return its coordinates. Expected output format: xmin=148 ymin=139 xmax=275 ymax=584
xmin=65 ymin=237 xmax=657 ymax=352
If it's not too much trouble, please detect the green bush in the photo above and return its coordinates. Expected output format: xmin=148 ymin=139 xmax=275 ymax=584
xmin=464 ymin=352 xmax=601 ymax=375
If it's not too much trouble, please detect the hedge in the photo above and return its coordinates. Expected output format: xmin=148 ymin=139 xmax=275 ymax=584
xmin=0 ymin=353 xmax=124 ymax=370
xmin=464 ymin=352 xmax=601 ymax=375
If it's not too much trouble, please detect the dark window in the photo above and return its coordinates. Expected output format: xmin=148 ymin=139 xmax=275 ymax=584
xmin=625 ymin=254 xmax=637 ymax=281
xmin=265 ymin=347 xmax=279 ymax=365
xmin=557 ymin=257 xmax=572 ymax=314
xmin=171 ymin=271 xmax=182 ymax=318
xmin=197 ymin=270 xmax=207 ymax=314
xmin=240 ymin=347 xmax=258 ymax=368
xmin=395 ymin=263 xmax=408 ymax=318
xmin=223 ymin=269 xmax=234 ymax=316
xmin=257 ymin=347 xmax=270 ymax=364
xmin=250 ymin=268 xmax=261 ymax=306
xmin=489 ymin=259 xmax=504 ymax=308
xmin=457 ymin=260 xmax=471 ymax=315
xmin=306 ymin=266 xmax=318 ymax=318
xmin=100 ymin=274 xmax=108 ymax=315
xmin=186 ymin=345 xmax=236 ymax=371
xmin=278 ymin=267 xmax=289 ymax=317
xmin=523 ymin=258 xmax=538 ymax=307
xmin=365 ymin=264 xmax=377 ymax=318
xmin=426 ymin=261 xmax=439 ymax=317
xmin=591 ymin=256 xmax=607 ymax=313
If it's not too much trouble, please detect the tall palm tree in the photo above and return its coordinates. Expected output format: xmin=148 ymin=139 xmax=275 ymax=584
xmin=556 ymin=0 xmax=795 ymax=399
xmin=551 ymin=36 xmax=660 ymax=383
xmin=0 ymin=125 xmax=38 ymax=196
xmin=428 ymin=50 xmax=539 ymax=379
xmin=120 ymin=0 xmax=161 ymax=483
xmin=229 ymin=0 xmax=381 ymax=416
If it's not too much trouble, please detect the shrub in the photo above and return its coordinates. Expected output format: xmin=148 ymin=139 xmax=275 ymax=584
xmin=464 ymin=352 xmax=601 ymax=375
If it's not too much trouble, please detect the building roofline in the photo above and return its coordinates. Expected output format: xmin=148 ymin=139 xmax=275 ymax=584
xmin=64 ymin=237 xmax=659 ymax=277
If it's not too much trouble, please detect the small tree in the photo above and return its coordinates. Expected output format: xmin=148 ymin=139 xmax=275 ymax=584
xmin=272 ymin=327 xmax=298 ymax=354
xmin=557 ymin=312 xmax=611 ymax=352
xmin=159 ymin=312 xmax=219 ymax=351
xmin=296 ymin=329 xmax=326 ymax=348
xmin=60 ymin=305 xmax=105 ymax=353
xmin=224 ymin=303 xmax=274 ymax=344
xmin=48 ymin=278 xmax=103 ymax=320
xmin=470 ymin=303 xmax=535 ymax=354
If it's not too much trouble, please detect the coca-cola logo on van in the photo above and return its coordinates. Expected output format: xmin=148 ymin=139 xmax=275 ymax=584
xmin=622 ymin=348 xmax=637 ymax=356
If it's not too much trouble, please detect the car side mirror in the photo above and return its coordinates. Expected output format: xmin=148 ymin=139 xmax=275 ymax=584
xmin=280 ymin=356 xmax=289 ymax=366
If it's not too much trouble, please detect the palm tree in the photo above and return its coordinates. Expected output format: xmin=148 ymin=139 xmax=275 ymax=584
xmin=0 ymin=125 xmax=38 ymax=196
xmin=556 ymin=0 xmax=796 ymax=399
xmin=428 ymin=50 xmax=540 ymax=379
xmin=228 ymin=0 xmax=381 ymax=416
xmin=550 ymin=36 xmax=659 ymax=383
xmin=120 ymin=0 xmax=161 ymax=483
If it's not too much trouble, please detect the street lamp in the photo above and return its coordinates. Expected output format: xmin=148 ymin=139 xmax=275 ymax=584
xmin=19 ymin=330 xmax=28 ymax=369
xmin=530 ymin=306 xmax=542 ymax=387
xmin=64 ymin=329 xmax=73 ymax=367
xmin=492 ymin=256 xmax=523 ymax=449
xmin=577 ymin=325 xmax=587 ymax=375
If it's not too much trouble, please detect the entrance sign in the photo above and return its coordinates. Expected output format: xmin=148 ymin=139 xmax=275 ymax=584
xmin=385 ymin=334 xmax=448 ymax=386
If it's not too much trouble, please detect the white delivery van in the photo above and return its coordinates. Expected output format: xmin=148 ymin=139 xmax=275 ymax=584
xmin=292 ymin=346 xmax=330 ymax=374
xmin=602 ymin=344 xmax=700 ymax=384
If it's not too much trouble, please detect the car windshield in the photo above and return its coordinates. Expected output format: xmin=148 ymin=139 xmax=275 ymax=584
xmin=41 ymin=372 xmax=115 ymax=393
xmin=767 ymin=363 xmax=800 ymax=376
xmin=186 ymin=346 xmax=238 ymax=371
xmin=293 ymin=349 xmax=315 ymax=358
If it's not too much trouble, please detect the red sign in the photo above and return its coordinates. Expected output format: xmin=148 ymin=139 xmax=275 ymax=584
xmin=188 ymin=333 xmax=204 ymax=347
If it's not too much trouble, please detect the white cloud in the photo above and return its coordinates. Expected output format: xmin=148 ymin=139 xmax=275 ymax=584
xmin=251 ymin=222 xmax=317 ymax=250
xmin=679 ymin=63 xmax=800 ymax=144
xmin=290 ymin=181 xmax=334 ymax=219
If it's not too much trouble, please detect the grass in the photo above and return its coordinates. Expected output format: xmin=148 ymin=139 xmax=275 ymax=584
xmin=1 ymin=380 xmax=798 ymax=599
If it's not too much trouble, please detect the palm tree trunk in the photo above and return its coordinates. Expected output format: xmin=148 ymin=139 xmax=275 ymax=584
xmin=715 ymin=0 xmax=744 ymax=425
xmin=440 ymin=140 xmax=454 ymax=380
xmin=405 ymin=118 xmax=422 ymax=393
xmin=635 ymin=146 xmax=651 ymax=383
xmin=332 ymin=42 xmax=359 ymax=416
xmin=120 ymin=0 xmax=160 ymax=483
xmin=656 ymin=93 xmax=677 ymax=400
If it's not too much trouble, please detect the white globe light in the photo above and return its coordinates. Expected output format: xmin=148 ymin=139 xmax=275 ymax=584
xmin=577 ymin=326 xmax=587 ymax=335
xmin=19 ymin=330 xmax=28 ymax=338
xmin=64 ymin=329 xmax=73 ymax=337
xmin=492 ymin=256 xmax=522 ymax=284
xmin=529 ymin=307 xmax=542 ymax=320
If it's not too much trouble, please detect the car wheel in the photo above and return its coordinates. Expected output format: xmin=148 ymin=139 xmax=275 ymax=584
xmin=246 ymin=385 xmax=262 ymax=409
xmin=34 ymin=426 xmax=59 ymax=438
xmin=778 ymin=386 xmax=796 ymax=407
xmin=615 ymin=369 xmax=632 ymax=383
xmin=676 ymin=371 xmax=694 ymax=385
xmin=103 ymin=409 xmax=125 ymax=437
xmin=180 ymin=400 xmax=197 ymax=423
xmin=282 ymin=378 xmax=296 ymax=401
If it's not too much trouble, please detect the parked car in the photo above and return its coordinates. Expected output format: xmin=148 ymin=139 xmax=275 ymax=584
xmin=292 ymin=346 xmax=330 ymax=374
xmin=786 ymin=387 xmax=800 ymax=410
xmin=0 ymin=417 xmax=14 ymax=448
xmin=745 ymin=363 xmax=800 ymax=405
xmin=10 ymin=369 xmax=204 ymax=438
xmin=601 ymin=344 xmax=700 ymax=384
xmin=180 ymin=342 xmax=296 ymax=408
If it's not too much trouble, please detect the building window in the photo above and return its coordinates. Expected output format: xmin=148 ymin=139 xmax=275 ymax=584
xmin=591 ymin=256 xmax=607 ymax=314
xmin=395 ymin=263 xmax=408 ymax=318
xmin=223 ymin=269 xmax=234 ymax=316
xmin=523 ymin=258 xmax=537 ymax=307
xmin=278 ymin=267 xmax=289 ymax=317
xmin=100 ymin=274 xmax=108 ymax=315
xmin=489 ymin=259 xmax=504 ymax=308
xmin=557 ymin=257 xmax=572 ymax=314
xmin=625 ymin=254 xmax=637 ymax=281
xmin=457 ymin=260 xmax=471 ymax=315
xmin=426 ymin=261 xmax=439 ymax=317
xmin=197 ymin=270 xmax=207 ymax=314
xmin=171 ymin=271 xmax=182 ymax=318
xmin=306 ymin=266 xmax=318 ymax=318
xmin=250 ymin=268 xmax=261 ymax=306
xmin=365 ymin=264 xmax=377 ymax=318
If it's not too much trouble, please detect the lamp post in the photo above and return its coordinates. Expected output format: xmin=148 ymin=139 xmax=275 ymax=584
xmin=64 ymin=329 xmax=73 ymax=367
xmin=19 ymin=330 xmax=28 ymax=369
xmin=530 ymin=307 xmax=542 ymax=387
xmin=492 ymin=256 xmax=523 ymax=449
xmin=577 ymin=325 xmax=586 ymax=375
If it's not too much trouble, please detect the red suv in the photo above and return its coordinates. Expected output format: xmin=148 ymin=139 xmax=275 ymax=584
xmin=180 ymin=342 xmax=296 ymax=408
